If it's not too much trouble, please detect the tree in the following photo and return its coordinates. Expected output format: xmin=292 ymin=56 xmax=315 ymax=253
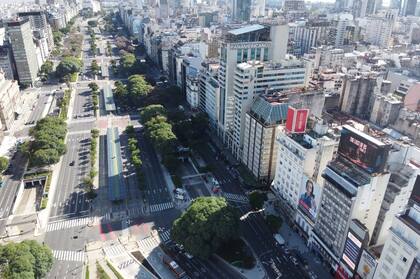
xmin=113 ymin=81 xmax=127 ymax=100
xmin=0 ymin=157 xmax=9 ymax=173
xmin=171 ymin=197 xmax=240 ymax=259
xmin=248 ymin=191 xmax=267 ymax=210
xmin=120 ymin=52 xmax=136 ymax=73
xmin=55 ymin=56 xmax=82 ymax=79
xmin=52 ymin=31 xmax=63 ymax=45
xmin=140 ymin=105 xmax=167 ymax=123
xmin=39 ymin=60 xmax=54 ymax=80
xmin=88 ymin=82 xmax=99 ymax=92
xmin=91 ymin=60 xmax=100 ymax=76
xmin=0 ymin=240 xmax=53 ymax=279
xmin=127 ymin=75 xmax=153 ymax=103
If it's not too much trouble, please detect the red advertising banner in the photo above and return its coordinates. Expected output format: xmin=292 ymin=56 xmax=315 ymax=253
xmin=286 ymin=107 xmax=309 ymax=133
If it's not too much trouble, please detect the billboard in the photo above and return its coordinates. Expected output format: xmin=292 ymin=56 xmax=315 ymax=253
xmin=286 ymin=107 xmax=309 ymax=134
xmin=298 ymin=176 xmax=322 ymax=222
xmin=342 ymin=231 xmax=363 ymax=272
xmin=355 ymin=250 xmax=377 ymax=279
xmin=338 ymin=126 xmax=389 ymax=174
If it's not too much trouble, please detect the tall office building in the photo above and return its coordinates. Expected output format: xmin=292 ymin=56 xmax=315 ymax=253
xmin=373 ymin=203 xmax=420 ymax=279
xmin=364 ymin=10 xmax=396 ymax=48
xmin=242 ymin=94 xmax=288 ymax=184
xmin=400 ymin=0 xmax=418 ymax=16
xmin=7 ymin=19 xmax=39 ymax=86
xmin=218 ymin=22 xmax=288 ymax=142
xmin=17 ymin=11 xmax=54 ymax=51
xmin=339 ymin=72 xmax=378 ymax=120
xmin=230 ymin=57 xmax=310 ymax=160
xmin=232 ymin=0 xmax=252 ymax=22
xmin=310 ymin=125 xmax=391 ymax=273
xmin=289 ymin=20 xmax=330 ymax=56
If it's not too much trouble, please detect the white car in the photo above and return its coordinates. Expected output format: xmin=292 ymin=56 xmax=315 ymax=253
xmin=174 ymin=193 xmax=184 ymax=200
xmin=184 ymin=252 xmax=193 ymax=259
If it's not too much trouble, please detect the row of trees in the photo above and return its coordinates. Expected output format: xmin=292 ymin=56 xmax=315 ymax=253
xmin=83 ymin=129 xmax=99 ymax=199
xmin=27 ymin=116 xmax=67 ymax=167
xmin=91 ymin=59 xmax=100 ymax=76
xmin=125 ymin=126 xmax=145 ymax=189
xmin=89 ymin=26 xmax=97 ymax=55
xmin=140 ymin=105 xmax=181 ymax=174
xmin=88 ymin=82 xmax=100 ymax=116
xmin=0 ymin=240 xmax=53 ymax=278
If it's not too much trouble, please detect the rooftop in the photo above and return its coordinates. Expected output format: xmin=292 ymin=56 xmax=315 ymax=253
xmin=397 ymin=204 xmax=420 ymax=235
xmin=249 ymin=94 xmax=289 ymax=126
xmin=228 ymin=24 xmax=265 ymax=36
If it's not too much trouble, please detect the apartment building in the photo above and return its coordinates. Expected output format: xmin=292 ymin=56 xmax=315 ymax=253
xmin=373 ymin=203 xmax=420 ymax=279
xmin=198 ymin=61 xmax=220 ymax=130
xmin=310 ymin=125 xmax=391 ymax=270
xmin=271 ymin=122 xmax=337 ymax=222
xmin=0 ymin=71 xmax=20 ymax=131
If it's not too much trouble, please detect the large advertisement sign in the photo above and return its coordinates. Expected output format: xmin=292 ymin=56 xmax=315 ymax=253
xmin=298 ymin=176 xmax=322 ymax=222
xmin=355 ymin=250 xmax=377 ymax=279
xmin=338 ymin=126 xmax=389 ymax=174
xmin=342 ymin=231 xmax=362 ymax=272
xmin=286 ymin=107 xmax=309 ymax=134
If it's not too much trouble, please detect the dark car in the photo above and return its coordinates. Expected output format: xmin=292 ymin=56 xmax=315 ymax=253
xmin=69 ymin=160 xmax=75 ymax=166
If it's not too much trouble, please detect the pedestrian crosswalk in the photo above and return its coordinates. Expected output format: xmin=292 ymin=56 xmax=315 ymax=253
xmin=159 ymin=230 xmax=171 ymax=244
xmin=137 ymin=236 xmax=159 ymax=252
xmin=223 ymin=192 xmax=249 ymax=203
xmin=46 ymin=217 xmax=93 ymax=232
xmin=103 ymin=244 xmax=126 ymax=258
xmin=149 ymin=202 xmax=174 ymax=213
xmin=52 ymin=250 xmax=85 ymax=262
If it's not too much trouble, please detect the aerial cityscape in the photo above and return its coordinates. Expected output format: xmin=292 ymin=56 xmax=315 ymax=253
xmin=0 ymin=0 xmax=419 ymax=278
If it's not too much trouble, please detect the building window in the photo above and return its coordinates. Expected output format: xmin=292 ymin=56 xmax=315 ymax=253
xmin=256 ymin=48 xmax=261 ymax=60
xmin=263 ymin=48 xmax=269 ymax=61
xmin=237 ymin=49 xmax=243 ymax=63
xmin=251 ymin=48 xmax=256 ymax=60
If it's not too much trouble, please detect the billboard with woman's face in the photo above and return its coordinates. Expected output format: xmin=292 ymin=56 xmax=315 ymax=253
xmin=298 ymin=176 xmax=322 ymax=222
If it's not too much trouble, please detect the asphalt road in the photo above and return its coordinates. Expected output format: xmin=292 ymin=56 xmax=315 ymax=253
xmin=49 ymin=132 xmax=92 ymax=219
xmin=72 ymin=87 xmax=94 ymax=120
xmin=137 ymin=130 xmax=172 ymax=207
xmin=0 ymin=152 xmax=28 ymax=237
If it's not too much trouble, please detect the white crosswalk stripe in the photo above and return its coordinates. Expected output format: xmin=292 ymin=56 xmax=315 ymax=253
xmin=149 ymin=202 xmax=174 ymax=213
xmin=52 ymin=250 xmax=85 ymax=262
xmin=159 ymin=230 xmax=171 ymax=244
xmin=137 ymin=237 xmax=159 ymax=253
xmin=46 ymin=217 xmax=94 ymax=232
xmin=223 ymin=192 xmax=249 ymax=203
xmin=103 ymin=244 xmax=126 ymax=258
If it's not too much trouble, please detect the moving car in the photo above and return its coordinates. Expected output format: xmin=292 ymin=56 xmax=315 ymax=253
xmin=69 ymin=160 xmax=75 ymax=166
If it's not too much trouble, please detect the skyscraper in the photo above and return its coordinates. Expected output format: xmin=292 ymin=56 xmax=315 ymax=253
xmin=232 ymin=0 xmax=251 ymax=22
xmin=218 ymin=22 xmax=288 ymax=143
xmin=7 ymin=19 xmax=39 ymax=86
xmin=400 ymin=0 xmax=418 ymax=16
